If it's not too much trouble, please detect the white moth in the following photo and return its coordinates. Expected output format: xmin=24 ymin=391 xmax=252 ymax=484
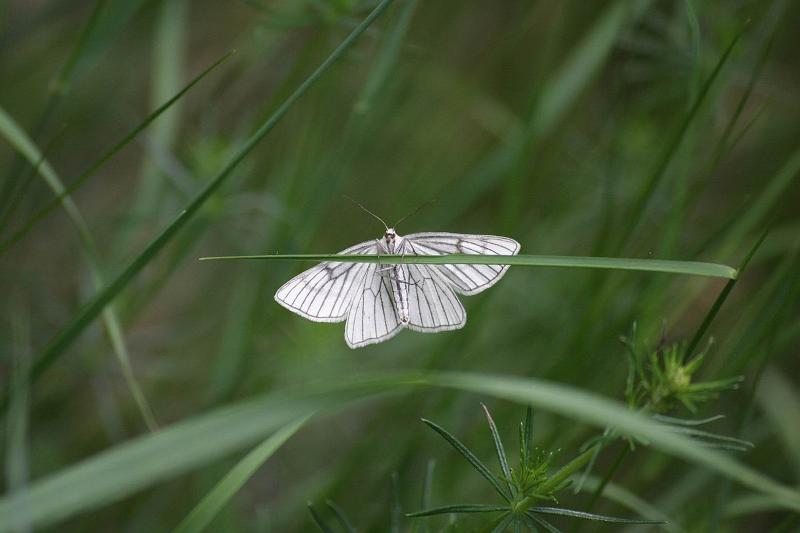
xmin=274 ymin=224 xmax=520 ymax=348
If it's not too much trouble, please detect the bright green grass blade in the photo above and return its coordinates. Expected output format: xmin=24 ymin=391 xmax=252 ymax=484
xmin=173 ymin=415 xmax=311 ymax=533
xmin=10 ymin=0 xmax=395 ymax=403
xmin=2 ymin=371 xmax=798 ymax=531
xmin=0 ymin=104 xmax=158 ymax=431
xmin=0 ymin=51 xmax=232 ymax=256
xmin=199 ymin=253 xmax=737 ymax=279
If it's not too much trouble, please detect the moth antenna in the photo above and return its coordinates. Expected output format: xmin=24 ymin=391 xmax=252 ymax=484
xmin=393 ymin=197 xmax=438 ymax=229
xmin=342 ymin=195 xmax=389 ymax=231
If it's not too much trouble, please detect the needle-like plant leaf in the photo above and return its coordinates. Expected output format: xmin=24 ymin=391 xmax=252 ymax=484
xmin=528 ymin=506 xmax=663 ymax=524
xmin=421 ymin=418 xmax=511 ymax=502
xmin=481 ymin=403 xmax=515 ymax=497
xmin=406 ymin=504 xmax=509 ymax=517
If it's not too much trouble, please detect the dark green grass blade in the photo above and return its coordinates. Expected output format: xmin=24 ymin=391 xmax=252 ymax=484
xmin=326 ymin=500 xmax=357 ymax=533
xmin=2 ymin=371 xmax=800 ymax=531
xmin=528 ymin=506 xmax=663 ymax=524
xmin=308 ymin=503 xmax=335 ymax=533
xmin=407 ymin=504 xmax=508 ymax=517
xmin=0 ymin=51 xmax=232 ymax=255
xmin=172 ymin=416 xmax=310 ymax=533
xmin=4 ymin=0 xmax=395 ymax=408
xmin=684 ymin=222 xmax=772 ymax=359
xmin=481 ymin=403 xmax=515 ymax=497
xmin=200 ymin=253 xmax=736 ymax=278
xmin=0 ymin=0 xmax=106 ymax=220
xmin=615 ymin=20 xmax=748 ymax=252
xmin=421 ymin=418 xmax=512 ymax=502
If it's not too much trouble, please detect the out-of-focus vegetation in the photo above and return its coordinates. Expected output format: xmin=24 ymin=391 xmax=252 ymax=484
xmin=1 ymin=0 xmax=799 ymax=531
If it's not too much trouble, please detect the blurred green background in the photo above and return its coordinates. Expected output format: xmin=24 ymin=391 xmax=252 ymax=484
xmin=1 ymin=0 xmax=799 ymax=531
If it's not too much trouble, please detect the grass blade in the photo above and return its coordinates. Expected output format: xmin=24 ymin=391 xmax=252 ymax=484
xmin=2 ymin=370 xmax=798 ymax=531
xmin=421 ymin=418 xmax=511 ymax=502
xmin=10 ymin=0 xmax=396 ymax=404
xmin=172 ymin=415 xmax=311 ymax=533
xmin=326 ymin=500 xmax=357 ymax=533
xmin=308 ymin=503 xmax=335 ymax=533
xmin=0 ymin=104 xmax=158 ymax=431
xmin=0 ymin=51 xmax=232 ymax=256
xmin=199 ymin=253 xmax=736 ymax=279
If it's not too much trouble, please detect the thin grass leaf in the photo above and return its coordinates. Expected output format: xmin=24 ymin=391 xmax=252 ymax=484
xmin=5 ymin=0 xmax=396 ymax=408
xmin=326 ymin=500 xmax=357 ymax=533
xmin=390 ymin=471 xmax=401 ymax=533
xmin=413 ymin=459 xmax=436 ymax=533
xmin=0 ymin=376 xmax=397 ymax=532
xmin=0 ymin=51 xmax=232 ymax=256
xmin=199 ymin=254 xmax=737 ymax=279
xmin=616 ymin=19 xmax=748 ymax=252
xmin=407 ymin=504 xmax=508 ymax=517
xmin=685 ymin=218 xmax=773 ymax=360
xmin=525 ymin=513 xmax=561 ymax=533
xmin=528 ymin=506 xmax=663 ymax=524
xmin=173 ymin=415 xmax=311 ymax=533
xmin=3 ymin=371 xmax=800 ymax=531
xmin=5 ymin=305 xmax=31 ymax=533
xmin=0 ymin=103 xmax=158 ymax=431
xmin=429 ymin=372 xmax=800 ymax=511
xmin=660 ymin=427 xmax=753 ymax=448
xmin=421 ymin=419 xmax=511 ymax=502
xmin=0 ymin=0 xmax=106 ymax=220
xmin=308 ymin=503 xmax=335 ymax=533
xmin=481 ymin=403 xmax=515 ymax=497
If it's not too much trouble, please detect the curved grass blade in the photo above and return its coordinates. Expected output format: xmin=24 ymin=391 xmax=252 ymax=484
xmin=325 ymin=500 xmax=357 ymax=533
xmin=6 ymin=0 xmax=396 ymax=407
xmin=172 ymin=415 xmax=311 ymax=533
xmin=481 ymin=403 xmax=515 ymax=497
xmin=0 ymin=105 xmax=158 ymax=431
xmin=528 ymin=506 xmax=663 ymax=524
xmin=0 ymin=0 xmax=106 ymax=220
xmin=0 ymin=51 xmax=233 ymax=256
xmin=407 ymin=504 xmax=508 ymax=517
xmin=308 ymin=503 xmax=335 ymax=533
xmin=615 ymin=20 xmax=748 ymax=252
xmin=199 ymin=254 xmax=737 ymax=279
xmin=2 ymin=371 xmax=798 ymax=531
xmin=430 ymin=372 xmax=800 ymax=512
xmin=421 ymin=418 xmax=511 ymax=502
